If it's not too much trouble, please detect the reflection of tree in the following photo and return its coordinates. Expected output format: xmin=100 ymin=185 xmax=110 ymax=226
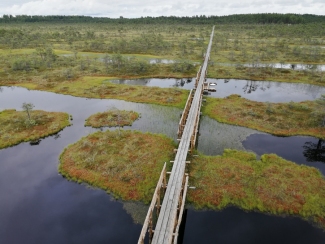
xmin=260 ymin=81 xmax=266 ymax=91
xmin=30 ymin=139 xmax=41 ymax=146
xmin=243 ymin=80 xmax=258 ymax=94
xmin=303 ymin=139 xmax=325 ymax=162
xmin=174 ymin=79 xmax=185 ymax=87
xmin=54 ymin=133 xmax=61 ymax=140
xmin=0 ymin=87 xmax=3 ymax=92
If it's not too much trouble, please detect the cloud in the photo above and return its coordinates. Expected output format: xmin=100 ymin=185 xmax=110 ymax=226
xmin=0 ymin=0 xmax=324 ymax=18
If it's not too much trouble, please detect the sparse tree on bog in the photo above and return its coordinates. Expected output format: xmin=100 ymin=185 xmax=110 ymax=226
xmin=22 ymin=102 xmax=36 ymax=127
xmin=22 ymin=102 xmax=34 ymax=120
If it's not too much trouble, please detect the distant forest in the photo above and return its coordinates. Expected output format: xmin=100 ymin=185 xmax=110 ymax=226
xmin=1 ymin=13 xmax=325 ymax=24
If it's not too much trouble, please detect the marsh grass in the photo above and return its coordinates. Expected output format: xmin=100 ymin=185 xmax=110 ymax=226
xmin=58 ymin=130 xmax=176 ymax=202
xmin=187 ymin=149 xmax=325 ymax=229
xmin=0 ymin=109 xmax=70 ymax=149
xmin=85 ymin=110 xmax=139 ymax=128
xmin=204 ymin=95 xmax=325 ymax=138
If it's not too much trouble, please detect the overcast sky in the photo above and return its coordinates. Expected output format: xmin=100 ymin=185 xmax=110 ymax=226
xmin=0 ymin=0 xmax=324 ymax=18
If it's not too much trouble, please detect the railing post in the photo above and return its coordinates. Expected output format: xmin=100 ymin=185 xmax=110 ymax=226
xmin=149 ymin=210 xmax=153 ymax=242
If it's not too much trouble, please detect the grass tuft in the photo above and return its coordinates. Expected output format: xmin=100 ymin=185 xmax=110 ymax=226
xmin=85 ymin=110 xmax=139 ymax=128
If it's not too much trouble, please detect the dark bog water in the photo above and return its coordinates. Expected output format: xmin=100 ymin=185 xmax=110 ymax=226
xmin=1 ymin=86 xmax=325 ymax=243
xmin=243 ymin=134 xmax=325 ymax=175
xmin=1 ymin=145 xmax=141 ymax=244
xmin=183 ymin=207 xmax=325 ymax=244
xmin=108 ymin=78 xmax=325 ymax=102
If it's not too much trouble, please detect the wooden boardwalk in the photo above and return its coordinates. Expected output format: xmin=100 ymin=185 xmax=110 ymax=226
xmin=139 ymin=26 xmax=215 ymax=244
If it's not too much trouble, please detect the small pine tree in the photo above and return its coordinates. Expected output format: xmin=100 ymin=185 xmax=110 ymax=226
xmin=22 ymin=102 xmax=36 ymax=127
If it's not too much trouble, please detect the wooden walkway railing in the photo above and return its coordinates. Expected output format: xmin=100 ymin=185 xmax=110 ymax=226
xmin=138 ymin=26 xmax=215 ymax=244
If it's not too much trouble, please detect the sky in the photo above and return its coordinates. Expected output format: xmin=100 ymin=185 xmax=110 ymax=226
xmin=0 ymin=0 xmax=324 ymax=18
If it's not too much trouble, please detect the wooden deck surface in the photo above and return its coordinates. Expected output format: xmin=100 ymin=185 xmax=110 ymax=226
xmin=151 ymin=26 xmax=215 ymax=244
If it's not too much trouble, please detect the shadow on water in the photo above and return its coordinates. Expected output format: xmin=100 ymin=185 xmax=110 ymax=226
xmin=243 ymin=134 xmax=325 ymax=175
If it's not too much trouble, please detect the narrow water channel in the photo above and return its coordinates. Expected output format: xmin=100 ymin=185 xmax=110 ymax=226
xmin=108 ymin=78 xmax=325 ymax=102
xmin=1 ymin=86 xmax=325 ymax=243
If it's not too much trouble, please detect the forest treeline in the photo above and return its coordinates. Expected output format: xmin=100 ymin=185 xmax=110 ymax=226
xmin=1 ymin=13 xmax=325 ymax=25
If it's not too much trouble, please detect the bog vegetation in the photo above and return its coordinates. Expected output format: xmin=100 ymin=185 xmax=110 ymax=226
xmin=85 ymin=109 xmax=139 ymax=128
xmin=0 ymin=109 xmax=70 ymax=149
xmin=188 ymin=149 xmax=325 ymax=229
xmin=203 ymin=95 xmax=325 ymax=139
xmin=59 ymin=130 xmax=325 ymax=229
xmin=59 ymin=130 xmax=176 ymax=201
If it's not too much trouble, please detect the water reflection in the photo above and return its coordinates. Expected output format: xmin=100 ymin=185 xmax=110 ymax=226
xmin=243 ymin=80 xmax=258 ymax=93
xmin=53 ymin=133 xmax=61 ymax=140
xmin=173 ymin=79 xmax=186 ymax=87
xmin=183 ymin=207 xmax=325 ymax=244
xmin=216 ymin=62 xmax=325 ymax=71
xmin=303 ymin=139 xmax=325 ymax=163
xmin=207 ymin=79 xmax=325 ymax=102
xmin=243 ymin=134 xmax=325 ymax=175
xmin=107 ymin=78 xmax=325 ymax=102
xmin=29 ymin=139 xmax=41 ymax=146
xmin=109 ymin=79 xmax=150 ymax=86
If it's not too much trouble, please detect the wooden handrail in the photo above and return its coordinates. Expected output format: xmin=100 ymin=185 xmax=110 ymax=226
xmin=138 ymin=162 xmax=167 ymax=244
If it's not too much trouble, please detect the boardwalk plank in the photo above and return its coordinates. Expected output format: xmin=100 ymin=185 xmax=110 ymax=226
xmin=150 ymin=26 xmax=215 ymax=244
